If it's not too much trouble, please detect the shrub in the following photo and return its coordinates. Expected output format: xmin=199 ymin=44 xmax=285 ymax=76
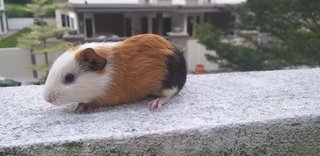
xmin=5 ymin=4 xmax=33 ymax=18
xmin=5 ymin=3 xmax=54 ymax=18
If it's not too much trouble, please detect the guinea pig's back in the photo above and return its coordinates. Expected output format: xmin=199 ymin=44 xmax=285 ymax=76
xmin=104 ymin=34 xmax=186 ymax=105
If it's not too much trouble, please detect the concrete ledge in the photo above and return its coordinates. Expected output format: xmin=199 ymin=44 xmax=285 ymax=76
xmin=1 ymin=69 xmax=320 ymax=155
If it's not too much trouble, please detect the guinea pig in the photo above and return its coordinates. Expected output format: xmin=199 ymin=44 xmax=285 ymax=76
xmin=42 ymin=34 xmax=187 ymax=112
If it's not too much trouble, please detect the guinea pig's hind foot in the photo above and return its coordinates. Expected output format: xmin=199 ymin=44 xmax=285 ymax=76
xmin=149 ymin=97 xmax=169 ymax=111
xmin=74 ymin=103 xmax=90 ymax=113
xmin=148 ymin=87 xmax=178 ymax=111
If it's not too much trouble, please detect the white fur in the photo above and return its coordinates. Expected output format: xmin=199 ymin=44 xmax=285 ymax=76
xmin=149 ymin=87 xmax=178 ymax=111
xmin=43 ymin=42 xmax=120 ymax=105
xmin=162 ymin=87 xmax=178 ymax=98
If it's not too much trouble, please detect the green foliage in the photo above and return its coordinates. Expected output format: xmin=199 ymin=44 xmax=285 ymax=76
xmin=0 ymin=28 xmax=32 ymax=48
xmin=236 ymin=0 xmax=320 ymax=65
xmin=24 ymin=0 xmax=54 ymax=20
xmin=18 ymin=0 xmax=68 ymax=80
xmin=5 ymin=4 xmax=33 ymax=18
xmin=4 ymin=0 xmax=54 ymax=4
xmin=196 ymin=24 xmax=286 ymax=71
xmin=18 ymin=26 xmax=68 ymax=53
xmin=4 ymin=0 xmax=31 ymax=4
xmin=196 ymin=0 xmax=320 ymax=71
xmin=5 ymin=1 xmax=56 ymax=18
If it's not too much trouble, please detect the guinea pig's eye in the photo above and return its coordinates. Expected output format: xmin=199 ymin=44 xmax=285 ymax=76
xmin=64 ymin=73 xmax=75 ymax=84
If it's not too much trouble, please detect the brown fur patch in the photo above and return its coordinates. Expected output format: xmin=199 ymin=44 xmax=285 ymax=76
xmin=74 ymin=43 xmax=111 ymax=62
xmin=72 ymin=43 xmax=112 ymax=75
xmin=79 ymin=48 xmax=107 ymax=71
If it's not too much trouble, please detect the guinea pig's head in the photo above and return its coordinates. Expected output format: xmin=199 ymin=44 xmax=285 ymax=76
xmin=42 ymin=48 xmax=108 ymax=105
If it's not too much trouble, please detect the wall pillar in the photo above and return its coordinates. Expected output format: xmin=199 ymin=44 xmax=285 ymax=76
xmin=182 ymin=13 xmax=188 ymax=34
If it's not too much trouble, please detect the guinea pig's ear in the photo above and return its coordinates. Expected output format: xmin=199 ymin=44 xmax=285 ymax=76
xmin=79 ymin=48 xmax=107 ymax=71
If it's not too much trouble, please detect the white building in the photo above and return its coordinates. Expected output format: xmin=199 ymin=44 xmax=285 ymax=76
xmin=0 ymin=0 xmax=8 ymax=35
xmin=56 ymin=0 xmax=237 ymax=39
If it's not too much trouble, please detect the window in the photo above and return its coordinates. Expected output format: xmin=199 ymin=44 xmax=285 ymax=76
xmin=140 ymin=0 xmax=150 ymax=4
xmin=61 ymin=14 xmax=70 ymax=27
xmin=0 ymin=16 xmax=4 ymax=33
xmin=61 ymin=14 xmax=66 ymax=27
xmin=202 ymin=0 xmax=213 ymax=4
xmin=187 ymin=17 xmax=193 ymax=36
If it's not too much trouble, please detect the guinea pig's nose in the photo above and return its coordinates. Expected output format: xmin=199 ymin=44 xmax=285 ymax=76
xmin=45 ymin=91 xmax=56 ymax=104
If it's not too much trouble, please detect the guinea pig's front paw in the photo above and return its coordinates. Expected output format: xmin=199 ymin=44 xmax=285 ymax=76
xmin=74 ymin=103 xmax=90 ymax=113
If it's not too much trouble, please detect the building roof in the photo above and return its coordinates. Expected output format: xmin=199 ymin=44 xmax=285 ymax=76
xmin=68 ymin=4 xmax=228 ymax=13
xmin=68 ymin=0 xmax=246 ymax=4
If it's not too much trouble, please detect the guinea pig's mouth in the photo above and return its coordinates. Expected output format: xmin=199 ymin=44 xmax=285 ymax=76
xmin=43 ymin=92 xmax=66 ymax=106
xmin=44 ymin=99 xmax=68 ymax=106
xmin=44 ymin=97 xmax=60 ymax=105
xmin=43 ymin=95 xmax=78 ymax=106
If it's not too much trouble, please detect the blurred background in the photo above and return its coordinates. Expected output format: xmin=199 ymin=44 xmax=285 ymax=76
xmin=0 ymin=0 xmax=319 ymax=86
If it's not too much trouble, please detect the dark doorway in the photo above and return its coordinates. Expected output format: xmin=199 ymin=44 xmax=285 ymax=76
xmin=85 ymin=18 xmax=93 ymax=37
xmin=152 ymin=13 xmax=163 ymax=35
xmin=94 ymin=14 xmax=124 ymax=36
xmin=187 ymin=16 xmax=194 ymax=36
xmin=152 ymin=18 xmax=158 ymax=34
xmin=124 ymin=18 xmax=132 ymax=36
xmin=141 ymin=17 xmax=148 ymax=34
xmin=163 ymin=17 xmax=171 ymax=36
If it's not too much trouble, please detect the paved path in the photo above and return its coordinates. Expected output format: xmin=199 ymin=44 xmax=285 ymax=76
xmin=0 ymin=30 xmax=18 ymax=40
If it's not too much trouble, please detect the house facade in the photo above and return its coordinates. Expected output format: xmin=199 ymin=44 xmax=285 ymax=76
xmin=56 ymin=0 xmax=234 ymax=40
xmin=56 ymin=0 xmax=239 ymax=72
xmin=0 ymin=0 xmax=8 ymax=35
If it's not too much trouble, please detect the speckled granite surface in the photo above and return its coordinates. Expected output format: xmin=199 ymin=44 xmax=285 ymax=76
xmin=1 ymin=69 xmax=320 ymax=155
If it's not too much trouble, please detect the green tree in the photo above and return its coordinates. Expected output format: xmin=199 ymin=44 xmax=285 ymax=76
xmin=196 ymin=0 xmax=320 ymax=71
xmin=4 ymin=0 xmax=31 ymax=4
xmin=18 ymin=0 xmax=68 ymax=83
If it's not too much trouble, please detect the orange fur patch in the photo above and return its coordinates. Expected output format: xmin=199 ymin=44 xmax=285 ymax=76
xmin=65 ymin=44 xmax=80 ymax=52
xmin=97 ymin=34 xmax=175 ymax=106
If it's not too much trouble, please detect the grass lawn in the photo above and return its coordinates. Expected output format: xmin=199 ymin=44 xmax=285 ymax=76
xmin=0 ymin=28 xmax=32 ymax=48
